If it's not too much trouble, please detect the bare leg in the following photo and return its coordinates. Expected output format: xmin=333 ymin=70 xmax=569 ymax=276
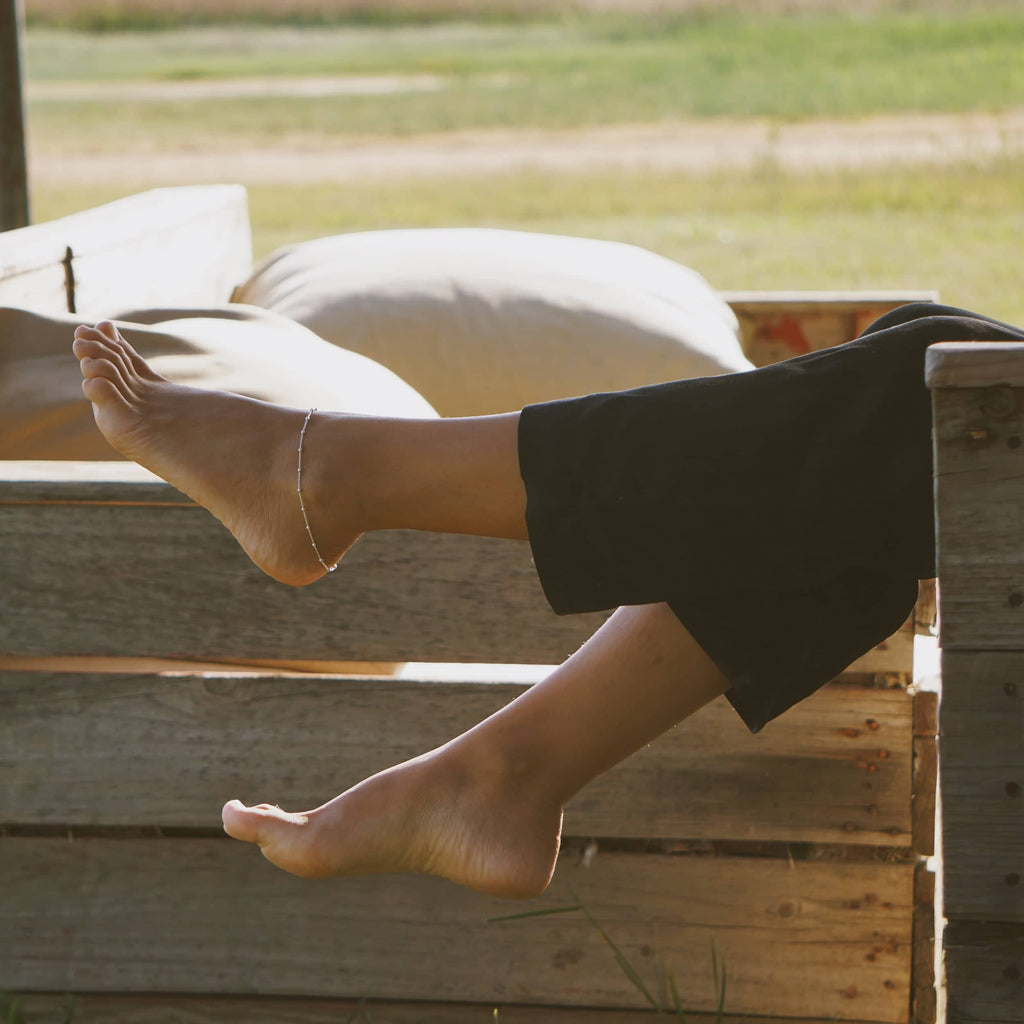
xmin=74 ymin=321 xmax=728 ymax=898
xmin=223 ymin=602 xmax=727 ymax=898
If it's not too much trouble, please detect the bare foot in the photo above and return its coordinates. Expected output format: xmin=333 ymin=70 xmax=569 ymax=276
xmin=73 ymin=321 xmax=359 ymax=585
xmin=222 ymin=743 xmax=563 ymax=899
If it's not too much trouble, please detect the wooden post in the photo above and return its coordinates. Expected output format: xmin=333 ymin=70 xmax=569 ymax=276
xmin=1 ymin=0 xmax=30 ymax=230
xmin=928 ymin=341 xmax=1024 ymax=1023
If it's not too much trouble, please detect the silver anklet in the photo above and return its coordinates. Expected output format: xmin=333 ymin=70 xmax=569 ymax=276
xmin=297 ymin=408 xmax=338 ymax=573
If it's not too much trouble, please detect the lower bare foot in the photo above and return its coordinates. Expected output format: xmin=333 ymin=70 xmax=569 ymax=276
xmin=73 ymin=321 xmax=359 ymax=585
xmin=221 ymin=743 xmax=563 ymax=899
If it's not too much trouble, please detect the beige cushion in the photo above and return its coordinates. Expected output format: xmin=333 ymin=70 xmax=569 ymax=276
xmin=0 ymin=304 xmax=437 ymax=460
xmin=233 ymin=228 xmax=752 ymax=417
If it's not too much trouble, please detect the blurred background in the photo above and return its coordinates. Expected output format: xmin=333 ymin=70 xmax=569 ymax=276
xmin=15 ymin=0 xmax=1024 ymax=322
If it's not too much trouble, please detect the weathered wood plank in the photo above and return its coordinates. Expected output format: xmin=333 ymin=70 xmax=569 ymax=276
xmin=7 ymin=994 xmax=878 ymax=1024
xmin=912 ymin=864 xmax=937 ymax=1024
xmin=0 ymin=495 xmax=914 ymax=669
xmin=0 ymin=460 xmax=189 ymax=503
xmin=852 ymin=621 xmax=914 ymax=675
xmin=915 ymin=690 xmax=938 ymax=740
xmin=936 ymin=652 xmax=1024 ymax=925
xmin=724 ymin=291 xmax=937 ymax=368
xmin=942 ymin=921 xmax=1024 ymax=1024
xmin=926 ymin=341 xmax=1024 ymax=389
xmin=0 ymin=837 xmax=914 ymax=1021
xmin=930 ymin=381 xmax=1024 ymax=650
xmin=913 ymin=734 xmax=937 ymax=857
xmin=0 ymin=502 xmax=609 ymax=662
xmin=0 ymin=672 xmax=913 ymax=845
xmin=0 ymin=0 xmax=30 ymax=232
xmin=723 ymin=291 xmax=938 ymax=313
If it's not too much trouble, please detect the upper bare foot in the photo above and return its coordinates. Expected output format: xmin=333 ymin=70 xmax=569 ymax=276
xmin=222 ymin=742 xmax=563 ymax=900
xmin=73 ymin=321 xmax=360 ymax=586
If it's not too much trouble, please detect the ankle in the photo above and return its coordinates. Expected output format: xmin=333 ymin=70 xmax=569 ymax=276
xmin=294 ymin=411 xmax=382 ymax=541
xmin=439 ymin=725 xmax=566 ymax=816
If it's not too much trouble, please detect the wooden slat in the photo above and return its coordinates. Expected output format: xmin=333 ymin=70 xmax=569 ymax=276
xmin=722 ymin=290 xmax=939 ymax=310
xmin=0 ymin=471 xmax=914 ymax=670
xmin=0 ymin=0 xmax=30 ymax=232
xmin=0 ymin=459 xmax=189 ymax=503
xmin=0 ymin=672 xmax=913 ymax=845
xmin=913 ymin=864 xmax=937 ymax=1024
xmin=850 ymin=621 xmax=913 ymax=675
xmin=7 ymin=994 xmax=878 ymax=1024
xmin=913 ymin=692 xmax=938 ymax=858
xmin=913 ymin=734 xmax=937 ymax=858
xmin=723 ymin=291 xmax=938 ymax=368
xmin=0 ymin=837 xmax=914 ymax=1021
xmin=942 ymin=921 xmax=1024 ymax=1024
xmin=926 ymin=341 xmax=1024 ymax=389
xmin=930 ymin=382 xmax=1024 ymax=650
xmin=0 ymin=502 xmax=609 ymax=663
xmin=937 ymin=652 xmax=1024 ymax=924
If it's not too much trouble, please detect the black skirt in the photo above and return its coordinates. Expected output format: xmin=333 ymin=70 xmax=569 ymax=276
xmin=517 ymin=303 xmax=1024 ymax=732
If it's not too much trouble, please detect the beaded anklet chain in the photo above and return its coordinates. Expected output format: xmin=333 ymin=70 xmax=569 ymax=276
xmin=297 ymin=408 xmax=338 ymax=574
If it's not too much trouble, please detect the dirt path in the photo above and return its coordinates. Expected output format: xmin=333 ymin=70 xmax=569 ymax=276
xmin=30 ymin=108 xmax=1024 ymax=185
xmin=26 ymin=74 xmax=449 ymax=101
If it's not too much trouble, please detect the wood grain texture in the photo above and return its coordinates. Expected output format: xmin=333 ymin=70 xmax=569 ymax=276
xmin=723 ymin=291 xmax=938 ymax=313
xmin=915 ymin=691 xmax=938 ymax=739
xmin=726 ymin=292 xmax=937 ymax=368
xmin=0 ymin=460 xmax=187 ymax=504
xmin=937 ymin=652 xmax=1024 ymax=925
xmin=942 ymin=921 xmax=1024 ymax=1024
xmin=913 ymin=735 xmax=937 ymax=857
xmin=926 ymin=342 xmax=1024 ymax=389
xmin=0 ymin=837 xmax=914 ymax=1021
xmin=915 ymin=579 xmax=938 ymax=637
xmin=0 ymin=0 xmax=30 ymax=232
xmin=0 ymin=502 xmax=609 ymax=662
xmin=0 ymin=494 xmax=914 ymax=670
xmin=931 ymin=385 xmax=1024 ymax=650
xmin=0 ymin=672 xmax=913 ymax=844
xmin=8 ymin=994 xmax=880 ymax=1024
xmin=912 ymin=864 xmax=937 ymax=1024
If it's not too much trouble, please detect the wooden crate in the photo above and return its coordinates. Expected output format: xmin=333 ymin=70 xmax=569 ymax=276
xmin=1 ymin=187 xmax=941 ymax=1023
xmin=927 ymin=343 xmax=1024 ymax=1024
xmin=0 ymin=461 xmax=935 ymax=1023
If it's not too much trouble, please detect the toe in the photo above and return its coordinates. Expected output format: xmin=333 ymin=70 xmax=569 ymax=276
xmin=222 ymin=799 xmax=309 ymax=844
xmin=74 ymin=324 xmax=113 ymax=346
xmin=81 ymin=375 xmax=121 ymax=405
xmin=222 ymin=799 xmax=262 ymax=843
xmin=78 ymin=353 xmax=129 ymax=392
xmin=95 ymin=320 xmax=121 ymax=343
xmin=74 ymin=337 xmax=122 ymax=367
xmin=114 ymin=331 xmax=163 ymax=382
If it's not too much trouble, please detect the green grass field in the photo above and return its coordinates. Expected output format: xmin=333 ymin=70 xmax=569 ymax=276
xmin=20 ymin=6 xmax=1024 ymax=324
xmin=33 ymin=157 xmax=1024 ymax=326
xmin=24 ymin=11 xmax=1024 ymax=148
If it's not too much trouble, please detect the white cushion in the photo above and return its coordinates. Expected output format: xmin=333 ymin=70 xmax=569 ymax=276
xmin=233 ymin=229 xmax=751 ymax=417
xmin=0 ymin=304 xmax=436 ymax=460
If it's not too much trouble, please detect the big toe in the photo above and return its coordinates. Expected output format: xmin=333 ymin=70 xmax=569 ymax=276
xmin=222 ymin=799 xmax=309 ymax=843
xmin=225 ymin=794 xmax=317 ymax=860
